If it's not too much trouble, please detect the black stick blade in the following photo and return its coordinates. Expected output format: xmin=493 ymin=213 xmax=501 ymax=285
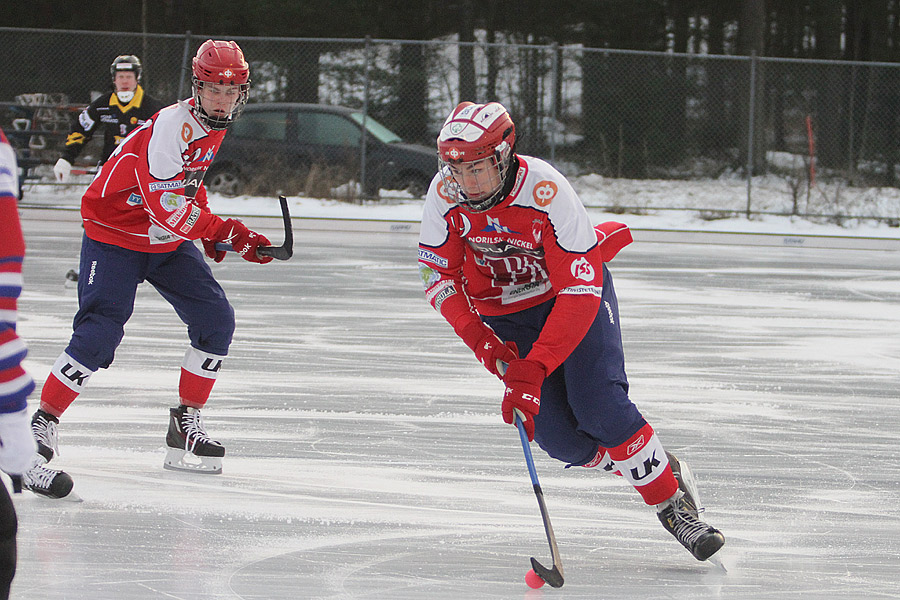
xmin=531 ymin=557 xmax=565 ymax=588
xmin=258 ymin=243 xmax=291 ymax=260
xmin=258 ymin=195 xmax=293 ymax=260
xmin=211 ymin=196 xmax=293 ymax=260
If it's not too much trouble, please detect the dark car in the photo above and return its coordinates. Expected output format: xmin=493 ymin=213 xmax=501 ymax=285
xmin=205 ymin=103 xmax=437 ymax=198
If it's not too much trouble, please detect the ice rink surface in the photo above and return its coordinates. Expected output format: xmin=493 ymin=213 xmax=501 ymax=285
xmin=9 ymin=208 xmax=900 ymax=599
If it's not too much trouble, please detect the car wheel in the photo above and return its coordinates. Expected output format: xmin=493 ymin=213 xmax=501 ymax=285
xmin=205 ymin=167 xmax=243 ymax=197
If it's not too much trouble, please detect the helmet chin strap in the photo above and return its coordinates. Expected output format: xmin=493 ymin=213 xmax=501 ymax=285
xmin=116 ymin=90 xmax=135 ymax=103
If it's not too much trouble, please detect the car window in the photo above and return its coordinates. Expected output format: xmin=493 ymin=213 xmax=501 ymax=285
xmin=230 ymin=110 xmax=288 ymax=141
xmin=349 ymin=113 xmax=402 ymax=144
xmin=297 ymin=112 xmax=361 ymax=147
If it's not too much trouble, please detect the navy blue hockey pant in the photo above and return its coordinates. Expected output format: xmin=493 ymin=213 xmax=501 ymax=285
xmin=482 ymin=264 xmax=646 ymax=466
xmin=67 ymin=234 xmax=235 ymax=372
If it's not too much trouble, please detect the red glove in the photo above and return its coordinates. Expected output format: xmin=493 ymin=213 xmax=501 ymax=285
xmin=459 ymin=321 xmax=518 ymax=379
xmin=501 ymin=359 xmax=545 ymax=441
xmin=212 ymin=218 xmax=273 ymax=264
xmin=202 ymin=238 xmax=226 ymax=263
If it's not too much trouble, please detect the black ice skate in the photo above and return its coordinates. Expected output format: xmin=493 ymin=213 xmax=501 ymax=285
xmin=23 ymin=455 xmax=75 ymax=500
xmin=26 ymin=409 xmax=79 ymax=500
xmin=657 ymin=452 xmax=725 ymax=561
xmin=32 ymin=408 xmax=61 ymax=462
xmin=164 ymin=405 xmax=225 ymax=474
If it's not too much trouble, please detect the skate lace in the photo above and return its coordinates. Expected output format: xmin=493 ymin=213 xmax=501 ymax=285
xmin=181 ymin=410 xmax=213 ymax=453
xmin=33 ymin=415 xmax=60 ymax=456
xmin=668 ymin=502 xmax=710 ymax=547
xmin=25 ymin=463 xmax=57 ymax=491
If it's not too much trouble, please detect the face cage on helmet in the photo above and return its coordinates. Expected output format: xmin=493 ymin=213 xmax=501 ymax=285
xmin=191 ymin=77 xmax=251 ymax=131
xmin=439 ymin=149 xmax=512 ymax=213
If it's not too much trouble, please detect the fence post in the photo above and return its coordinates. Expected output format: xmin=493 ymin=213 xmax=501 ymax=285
xmin=141 ymin=0 xmax=149 ymax=86
xmin=846 ymin=62 xmax=858 ymax=183
xmin=745 ymin=51 xmax=757 ymax=219
xmin=549 ymin=42 xmax=559 ymax=163
xmin=360 ymin=36 xmax=372 ymax=198
xmin=176 ymin=31 xmax=192 ymax=101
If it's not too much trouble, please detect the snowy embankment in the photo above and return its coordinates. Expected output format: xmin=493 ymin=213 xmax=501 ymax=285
xmin=18 ymin=167 xmax=900 ymax=242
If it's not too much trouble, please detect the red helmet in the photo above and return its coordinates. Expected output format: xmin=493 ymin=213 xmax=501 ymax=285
xmin=437 ymin=102 xmax=516 ymax=212
xmin=190 ymin=40 xmax=251 ymax=130
xmin=192 ymin=40 xmax=250 ymax=85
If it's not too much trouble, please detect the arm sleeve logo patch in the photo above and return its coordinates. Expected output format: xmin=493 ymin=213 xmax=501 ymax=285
xmin=533 ymin=180 xmax=558 ymax=206
xmin=570 ymin=256 xmax=596 ymax=282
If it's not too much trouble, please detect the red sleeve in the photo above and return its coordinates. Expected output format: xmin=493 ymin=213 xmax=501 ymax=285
xmin=525 ymin=290 xmax=601 ymax=375
xmin=0 ymin=197 xmax=33 ymax=413
xmin=418 ymin=205 xmax=497 ymax=350
xmin=419 ymin=244 xmax=487 ymax=347
xmin=193 ymin=184 xmax=209 ymax=211
xmin=595 ymin=221 xmax=632 ymax=262
xmin=526 ymin=222 xmax=631 ymax=373
xmin=0 ymin=198 xmax=25 ymax=259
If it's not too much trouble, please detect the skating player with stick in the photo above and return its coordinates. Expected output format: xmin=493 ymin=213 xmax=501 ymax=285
xmin=417 ymin=102 xmax=725 ymax=577
xmin=25 ymin=40 xmax=274 ymax=498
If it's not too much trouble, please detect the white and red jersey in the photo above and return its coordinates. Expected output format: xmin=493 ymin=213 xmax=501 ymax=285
xmin=418 ymin=155 xmax=630 ymax=374
xmin=419 ymin=155 xmax=606 ymax=315
xmin=81 ymin=99 xmax=227 ymax=252
xmin=0 ymin=127 xmax=35 ymax=413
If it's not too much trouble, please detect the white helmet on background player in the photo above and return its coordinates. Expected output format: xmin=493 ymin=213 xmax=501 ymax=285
xmin=437 ymin=101 xmax=517 ymax=213
xmin=110 ymin=55 xmax=141 ymax=103
xmin=191 ymin=40 xmax=251 ymax=131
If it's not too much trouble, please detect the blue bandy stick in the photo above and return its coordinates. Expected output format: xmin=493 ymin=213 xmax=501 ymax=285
xmin=515 ymin=412 xmax=565 ymax=588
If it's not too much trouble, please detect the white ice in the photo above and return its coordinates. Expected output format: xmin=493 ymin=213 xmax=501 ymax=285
xmin=8 ymin=195 xmax=900 ymax=599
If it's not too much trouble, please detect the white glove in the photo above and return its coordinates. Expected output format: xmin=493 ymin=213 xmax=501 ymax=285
xmin=53 ymin=158 xmax=72 ymax=183
xmin=0 ymin=409 xmax=38 ymax=475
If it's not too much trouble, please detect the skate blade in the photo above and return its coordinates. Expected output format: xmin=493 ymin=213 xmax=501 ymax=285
xmin=163 ymin=448 xmax=222 ymax=474
xmin=670 ymin=453 xmax=703 ymax=509
xmin=27 ymin=488 xmax=83 ymax=502
xmin=58 ymin=491 xmax=83 ymax=503
xmin=707 ymin=554 xmax=727 ymax=573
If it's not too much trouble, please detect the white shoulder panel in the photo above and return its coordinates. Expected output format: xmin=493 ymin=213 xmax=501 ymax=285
xmin=0 ymin=141 xmax=18 ymax=198
xmin=146 ymin=103 xmax=206 ymax=181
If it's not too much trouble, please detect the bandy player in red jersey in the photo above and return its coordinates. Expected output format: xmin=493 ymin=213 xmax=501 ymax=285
xmin=24 ymin=40 xmax=273 ymax=499
xmin=0 ymin=127 xmax=40 ymax=597
xmin=418 ymin=102 xmax=725 ymax=563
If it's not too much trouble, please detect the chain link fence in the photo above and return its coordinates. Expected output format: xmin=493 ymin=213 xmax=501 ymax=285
xmin=2 ymin=26 xmax=899 ymax=221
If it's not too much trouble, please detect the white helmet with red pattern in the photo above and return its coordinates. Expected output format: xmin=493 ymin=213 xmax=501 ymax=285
xmin=437 ymin=101 xmax=517 ymax=213
xmin=191 ymin=40 xmax=251 ymax=130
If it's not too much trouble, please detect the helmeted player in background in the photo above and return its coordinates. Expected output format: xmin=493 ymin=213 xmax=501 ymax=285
xmin=0 ymin=127 xmax=40 ymax=598
xmin=53 ymin=55 xmax=165 ymax=183
xmin=417 ymin=102 xmax=725 ymax=563
xmin=54 ymin=55 xmax=165 ymax=285
xmin=25 ymin=40 xmax=273 ymax=499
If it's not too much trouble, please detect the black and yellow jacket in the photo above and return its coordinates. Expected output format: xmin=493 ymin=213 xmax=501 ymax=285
xmin=61 ymin=85 xmax=165 ymax=165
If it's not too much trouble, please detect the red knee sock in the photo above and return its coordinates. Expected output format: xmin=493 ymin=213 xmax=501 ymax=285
xmin=40 ymin=352 xmax=94 ymax=417
xmin=582 ymin=446 xmax=620 ymax=474
xmin=605 ymin=423 xmax=678 ymax=505
xmin=179 ymin=347 xmax=226 ymax=408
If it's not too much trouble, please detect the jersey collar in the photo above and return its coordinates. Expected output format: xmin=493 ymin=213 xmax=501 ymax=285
xmin=109 ymin=85 xmax=145 ymax=113
xmin=496 ymin=156 xmax=528 ymax=209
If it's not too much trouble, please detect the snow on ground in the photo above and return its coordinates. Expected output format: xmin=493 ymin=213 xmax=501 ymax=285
xmin=17 ymin=170 xmax=900 ymax=242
